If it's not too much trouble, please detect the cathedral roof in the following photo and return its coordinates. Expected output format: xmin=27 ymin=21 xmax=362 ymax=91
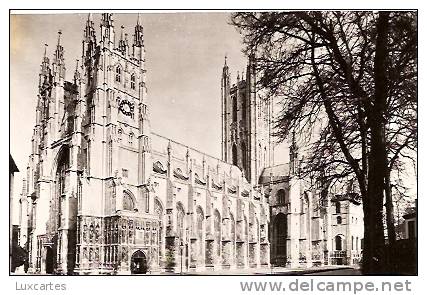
xmin=258 ymin=164 xmax=290 ymax=184
xmin=331 ymin=192 xmax=362 ymax=205
xmin=10 ymin=155 xmax=19 ymax=173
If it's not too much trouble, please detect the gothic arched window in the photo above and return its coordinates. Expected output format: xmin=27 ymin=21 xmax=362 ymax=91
xmin=337 ymin=216 xmax=342 ymax=224
xmin=154 ymin=198 xmax=163 ymax=219
xmin=130 ymin=74 xmax=136 ymax=90
xmin=241 ymin=142 xmax=247 ymax=172
xmin=335 ymin=235 xmax=343 ymax=250
xmin=275 ymin=213 xmax=287 ymax=255
xmin=277 ymin=189 xmax=287 ymax=205
xmin=123 ymin=190 xmax=135 ymax=211
xmin=242 ymin=98 xmax=247 ymax=121
xmin=176 ymin=203 xmax=185 ymax=241
xmin=214 ymin=210 xmax=221 ymax=257
xmin=56 ymin=147 xmax=70 ymax=228
xmin=336 ymin=202 xmax=341 ymax=214
xmin=115 ymin=66 xmax=122 ymax=83
xmin=232 ymin=96 xmax=237 ymax=122
xmin=196 ymin=207 xmax=204 ymax=259
xmin=232 ymin=144 xmax=238 ymax=166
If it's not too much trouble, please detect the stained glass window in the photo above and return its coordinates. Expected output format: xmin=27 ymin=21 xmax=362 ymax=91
xmin=123 ymin=191 xmax=135 ymax=211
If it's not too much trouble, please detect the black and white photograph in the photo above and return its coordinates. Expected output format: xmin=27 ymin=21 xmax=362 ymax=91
xmin=9 ymin=10 xmax=417 ymax=279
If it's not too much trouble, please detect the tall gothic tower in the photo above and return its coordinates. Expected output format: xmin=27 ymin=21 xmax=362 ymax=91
xmin=221 ymin=54 xmax=273 ymax=185
xmin=25 ymin=13 xmax=154 ymax=275
xmin=80 ymin=12 xmax=150 ymax=191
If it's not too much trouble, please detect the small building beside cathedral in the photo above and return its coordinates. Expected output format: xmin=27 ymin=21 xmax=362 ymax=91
xmin=16 ymin=13 xmax=364 ymax=275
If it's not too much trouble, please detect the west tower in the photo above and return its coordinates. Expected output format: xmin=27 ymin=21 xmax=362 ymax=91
xmin=25 ymin=13 xmax=156 ymax=275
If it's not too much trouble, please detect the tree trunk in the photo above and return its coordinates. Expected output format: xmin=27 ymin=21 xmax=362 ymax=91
xmin=384 ymin=168 xmax=396 ymax=270
xmin=362 ymin=11 xmax=390 ymax=275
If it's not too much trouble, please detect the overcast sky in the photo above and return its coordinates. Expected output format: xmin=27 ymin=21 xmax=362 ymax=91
xmin=10 ymin=12 xmax=288 ymax=208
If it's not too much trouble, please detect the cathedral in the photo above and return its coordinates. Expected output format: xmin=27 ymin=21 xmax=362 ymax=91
xmin=16 ymin=13 xmax=364 ymax=275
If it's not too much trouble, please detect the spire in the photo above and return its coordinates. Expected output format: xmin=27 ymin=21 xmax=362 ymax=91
xmin=118 ymin=25 xmax=127 ymax=55
xmin=39 ymin=43 xmax=50 ymax=90
xmin=41 ymin=43 xmax=50 ymax=74
xmin=53 ymin=30 xmax=64 ymax=64
xmin=57 ymin=29 xmax=62 ymax=45
xmin=84 ymin=13 xmax=96 ymax=41
xmin=137 ymin=13 xmax=141 ymax=26
xmin=73 ymin=59 xmax=81 ymax=84
xmin=101 ymin=13 xmax=114 ymax=28
xmin=52 ymin=30 xmax=66 ymax=79
xmin=83 ymin=13 xmax=97 ymax=61
xmin=132 ymin=14 xmax=145 ymax=62
xmin=100 ymin=13 xmax=115 ymax=47
xmin=222 ymin=54 xmax=229 ymax=76
xmin=133 ymin=14 xmax=144 ymax=47
xmin=43 ymin=43 xmax=47 ymax=59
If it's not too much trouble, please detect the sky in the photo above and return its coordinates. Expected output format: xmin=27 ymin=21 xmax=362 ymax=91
xmin=9 ymin=11 xmax=417 ymax=225
xmin=10 ymin=12 xmax=288 ymax=215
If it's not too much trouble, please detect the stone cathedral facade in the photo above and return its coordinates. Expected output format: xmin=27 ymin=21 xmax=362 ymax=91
xmin=17 ymin=13 xmax=364 ymax=275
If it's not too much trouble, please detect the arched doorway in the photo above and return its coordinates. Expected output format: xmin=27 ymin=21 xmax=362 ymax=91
xmin=45 ymin=246 xmax=55 ymax=274
xmin=273 ymin=213 xmax=287 ymax=265
xmin=334 ymin=235 xmax=344 ymax=265
xmin=130 ymin=250 xmax=148 ymax=274
xmin=335 ymin=235 xmax=343 ymax=250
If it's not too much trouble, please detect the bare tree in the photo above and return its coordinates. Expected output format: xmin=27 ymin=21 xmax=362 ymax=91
xmin=231 ymin=11 xmax=417 ymax=274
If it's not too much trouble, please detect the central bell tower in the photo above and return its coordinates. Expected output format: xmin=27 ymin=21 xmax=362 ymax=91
xmin=221 ymin=54 xmax=273 ymax=185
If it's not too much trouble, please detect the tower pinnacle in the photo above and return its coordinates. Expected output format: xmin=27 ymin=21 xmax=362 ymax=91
xmin=222 ymin=54 xmax=229 ymax=77
xmin=43 ymin=43 xmax=48 ymax=59
xmin=57 ymin=29 xmax=62 ymax=45
xmin=118 ymin=25 xmax=128 ymax=56
xmin=84 ymin=13 xmax=96 ymax=41
xmin=133 ymin=14 xmax=144 ymax=47
xmin=39 ymin=43 xmax=51 ymax=89
xmin=132 ymin=14 xmax=145 ymax=62
xmin=53 ymin=30 xmax=64 ymax=64
xmin=73 ymin=59 xmax=81 ymax=84
xmin=100 ymin=13 xmax=115 ymax=48
xmin=52 ymin=30 xmax=65 ymax=79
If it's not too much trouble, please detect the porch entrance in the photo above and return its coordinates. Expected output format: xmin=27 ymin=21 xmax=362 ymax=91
xmin=45 ymin=246 xmax=55 ymax=274
xmin=130 ymin=250 xmax=147 ymax=274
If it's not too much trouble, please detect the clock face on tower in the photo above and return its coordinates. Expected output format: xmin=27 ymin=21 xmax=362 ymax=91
xmin=119 ymin=99 xmax=134 ymax=117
